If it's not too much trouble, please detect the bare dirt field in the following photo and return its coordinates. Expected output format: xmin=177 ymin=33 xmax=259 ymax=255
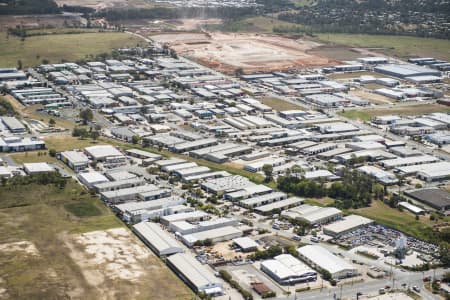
xmin=349 ymin=90 xmax=393 ymax=105
xmin=151 ymin=32 xmax=338 ymax=74
xmin=64 ymin=227 xmax=191 ymax=300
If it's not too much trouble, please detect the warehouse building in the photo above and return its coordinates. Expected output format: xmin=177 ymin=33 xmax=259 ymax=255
xmin=77 ymin=171 xmax=109 ymax=189
xmin=233 ymin=237 xmax=258 ymax=252
xmin=100 ymin=184 xmax=159 ymax=203
xmin=201 ymin=175 xmax=253 ymax=194
xmin=160 ymin=210 xmax=210 ymax=226
xmin=23 ymin=162 xmax=55 ymax=175
xmin=133 ymin=222 xmax=184 ymax=257
xmin=405 ymin=188 xmax=450 ymax=212
xmin=261 ymin=254 xmax=317 ymax=285
xmin=114 ymin=196 xmax=187 ymax=223
xmin=297 ymin=245 xmax=357 ymax=279
xmin=59 ymin=150 xmax=89 ymax=171
xmin=374 ymin=64 xmax=441 ymax=79
xmin=1 ymin=117 xmax=26 ymax=133
xmin=180 ymin=226 xmax=243 ymax=247
xmin=93 ymin=177 xmax=146 ymax=193
xmin=84 ymin=145 xmax=126 ymax=167
xmin=167 ymin=253 xmax=223 ymax=296
xmin=170 ymin=217 xmax=238 ymax=235
xmin=0 ymin=136 xmax=46 ymax=152
xmin=358 ymin=165 xmax=398 ymax=185
xmin=282 ymin=205 xmax=342 ymax=225
xmin=379 ymin=155 xmax=439 ymax=169
xmin=239 ymin=192 xmax=287 ymax=208
xmin=170 ymin=138 xmax=218 ymax=153
xmin=323 ymin=215 xmax=373 ymax=237
xmin=254 ymin=197 xmax=304 ymax=215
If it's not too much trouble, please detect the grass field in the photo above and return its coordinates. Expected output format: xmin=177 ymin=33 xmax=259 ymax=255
xmin=339 ymin=104 xmax=450 ymax=122
xmin=0 ymin=178 xmax=191 ymax=299
xmin=0 ymin=31 xmax=145 ymax=68
xmin=260 ymin=96 xmax=305 ymax=111
xmin=316 ymin=33 xmax=450 ymax=61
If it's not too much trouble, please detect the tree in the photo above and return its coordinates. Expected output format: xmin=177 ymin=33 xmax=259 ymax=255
xmin=48 ymin=118 xmax=56 ymax=127
xmin=48 ymin=149 xmax=56 ymax=157
xmin=234 ymin=67 xmax=244 ymax=77
xmin=90 ymin=130 xmax=100 ymax=141
xmin=79 ymin=108 xmax=93 ymax=125
xmin=131 ymin=135 xmax=141 ymax=144
xmin=262 ymin=164 xmax=273 ymax=183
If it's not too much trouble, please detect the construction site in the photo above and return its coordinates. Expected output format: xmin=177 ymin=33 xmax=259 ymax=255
xmin=151 ymin=32 xmax=337 ymax=74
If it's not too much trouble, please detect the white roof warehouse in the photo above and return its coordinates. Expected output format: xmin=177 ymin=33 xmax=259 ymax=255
xmin=132 ymin=222 xmax=184 ymax=257
xmin=167 ymin=253 xmax=223 ymax=296
xmin=297 ymin=245 xmax=357 ymax=279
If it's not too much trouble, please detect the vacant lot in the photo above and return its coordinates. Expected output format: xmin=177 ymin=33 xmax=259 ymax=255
xmin=152 ymin=32 xmax=335 ymax=74
xmin=260 ymin=96 xmax=305 ymax=111
xmin=339 ymin=104 xmax=450 ymax=122
xmin=0 ymin=31 xmax=144 ymax=68
xmin=316 ymin=33 xmax=450 ymax=61
xmin=0 ymin=179 xmax=191 ymax=299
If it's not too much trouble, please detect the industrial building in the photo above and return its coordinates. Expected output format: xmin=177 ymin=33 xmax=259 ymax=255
xmin=180 ymin=226 xmax=243 ymax=247
xmin=77 ymin=171 xmax=109 ymax=189
xmin=261 ymin=254 xmax=317 ymax=285
xmin=405 ymin=188 xmax=450 ymax=212
xmin=323 ymin=215 xmax=373 ymax=237
xmin=297 ymin=245 xmax=357 ymax=279
xmin=133 ymin=221 xmax=184 ymax=256
xmin=0 ymin=136 xmax=45 ymax=152
xmin=282 ymin=205 xmax=342 ymax=225
xmin=374 ymin=64 xmax=441 ymax=79
xmin=254 ymin=197 xmax=304 ymax=215
xmin=160 ymin=210 xmax=210 ymax=226
xmin=59 ymin=150 xmax=90 ymax=171
xmin=23 ymin=162 xmax=55 ymax=174
xmin=167 ymin=253 xmax=223 ymax=296
xmin=1 ymin=117 xmax=26 ymax=133
xmin=233 ymin=237 xmax=258 ymax=252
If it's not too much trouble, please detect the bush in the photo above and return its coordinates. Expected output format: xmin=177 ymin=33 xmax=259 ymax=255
xmin=48 ymin=149 xmax=56 ymax=157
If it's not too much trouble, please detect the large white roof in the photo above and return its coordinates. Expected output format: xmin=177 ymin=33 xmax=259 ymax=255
xmin=297 ymin=245 xmax=356 ymax=275
xmin=133 ymin=222 xmax=184 ymax=256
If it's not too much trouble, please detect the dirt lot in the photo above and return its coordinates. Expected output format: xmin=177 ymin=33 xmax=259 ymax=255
xmin=349 ymin=90 xmax=393 ymax=105
xmin=151 ymin=32 xmax=338 ymax=74
xmin=0 ymin=180 xmax=192 ymax=300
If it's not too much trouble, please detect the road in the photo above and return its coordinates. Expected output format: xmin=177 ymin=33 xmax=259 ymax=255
xmin=281 ymin=268 xmax=445 ymax=300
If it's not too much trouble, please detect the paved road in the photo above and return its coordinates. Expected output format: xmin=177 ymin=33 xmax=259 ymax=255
xmin=282 ymin=268 xmax=445 ymax=300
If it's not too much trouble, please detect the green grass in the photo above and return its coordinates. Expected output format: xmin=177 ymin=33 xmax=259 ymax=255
xmin=0 ymin=31 xmax=145 ymax=68
xmin=316 ymin=33 xmax=450 ymax=61
xmin=351 ymin=200 xmax=436 ymax=242
xmin=64 ymin=201 xmax=102 ymax=218
xmin=339 ymin=104 xmax=450 ymax=121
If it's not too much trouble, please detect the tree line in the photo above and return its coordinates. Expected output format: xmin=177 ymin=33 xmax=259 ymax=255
xmin=277 ymin=168 xmax=385 ymax=209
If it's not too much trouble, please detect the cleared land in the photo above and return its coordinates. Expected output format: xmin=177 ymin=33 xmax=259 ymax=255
xmin=339 ymin=104 xmax=450 ymax=122
xmin=55 ymin=0 xmax=162 ymax=9
xmin=260 ymin=96 xmax=305 ymax=111
xmin=0 ymin=31 xmax=145 ymax=68
xmin=0 ymin=179 xmax=191 ymax=299
xmin=316 ymin=33 xmax=450 ymax=61
xmin=151 ymin=32 xmax=337 ymax=74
